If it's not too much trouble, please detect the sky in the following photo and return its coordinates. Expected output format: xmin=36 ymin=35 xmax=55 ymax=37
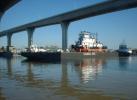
xmin=0 ymin=0 xmax=137 ymax=49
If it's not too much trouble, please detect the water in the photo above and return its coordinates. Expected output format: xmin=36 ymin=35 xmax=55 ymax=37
xmin=0 ymin=56 xmax=137 ymax=100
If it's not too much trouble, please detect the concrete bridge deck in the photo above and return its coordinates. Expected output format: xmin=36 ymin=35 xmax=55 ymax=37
xmin=0 ymin=0 xmax=137 ymax=51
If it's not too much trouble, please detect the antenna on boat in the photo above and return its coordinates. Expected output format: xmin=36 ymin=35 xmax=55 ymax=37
xmin=122 ymin=39 xmax=126 ymax=45
xmin=96 ymin=32 xmax=98 ymax=42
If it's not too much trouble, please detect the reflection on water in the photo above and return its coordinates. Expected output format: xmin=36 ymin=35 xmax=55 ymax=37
xmin=0 ymin=88 xmax=6 ymax=100
xmin=118 ymin=57 xmax=132 ymax=71
xmin=0 ymin=56 xmax=137 ymax=100
xmin=7 ymin=59 xmax=13 ymax=79
xmin=74 ymin=58 xmax=106 ymax=83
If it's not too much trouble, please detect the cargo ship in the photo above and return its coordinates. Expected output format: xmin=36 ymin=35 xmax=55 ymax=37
xmin=71 ymin=31 xmax=107 ymax=52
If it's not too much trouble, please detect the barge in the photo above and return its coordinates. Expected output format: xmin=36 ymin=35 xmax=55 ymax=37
xmin=21 ymin=45 xmax=61 ymax=62
xmin=21 ymin=51 xmax=61 ymax=62
xmin=0 ymin=52 xmax=13 ymax=58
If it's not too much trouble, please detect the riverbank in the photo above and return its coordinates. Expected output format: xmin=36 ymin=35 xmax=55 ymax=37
xmin=1 ymin=51 xmax=135 ymax=61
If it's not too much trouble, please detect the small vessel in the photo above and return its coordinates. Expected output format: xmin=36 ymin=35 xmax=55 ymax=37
xmin=21 ymin=45 xmax=61 ymax=62
xmin=117 ymin=42 xmax=132 ymax=57
xmin=71 ymin=31 xmax=107 ymax=52
xmin=0 ymin=51 xmax=13 ymax=58
xmin=0 ymin=46 xmax=14 ymax=58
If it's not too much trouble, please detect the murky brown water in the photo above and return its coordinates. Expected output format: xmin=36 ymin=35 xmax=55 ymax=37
xmin=0 ymin=56 xmax=137 ymax=100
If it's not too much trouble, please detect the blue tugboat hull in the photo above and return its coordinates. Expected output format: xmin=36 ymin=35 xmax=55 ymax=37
xmin=118 ymin=51 xmax=131 ymax=57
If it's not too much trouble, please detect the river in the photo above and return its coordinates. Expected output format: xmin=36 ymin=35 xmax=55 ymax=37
xmin=0 ymin=56 xmax=137 ymax=100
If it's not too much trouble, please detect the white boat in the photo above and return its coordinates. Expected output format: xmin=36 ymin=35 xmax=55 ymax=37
xmin=71 ymin=31 xmax=107 ymax=52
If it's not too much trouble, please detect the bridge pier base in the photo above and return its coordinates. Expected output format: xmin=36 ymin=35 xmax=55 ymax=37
xmin=7 ymin=33 xmax=12 ymax=52
xmin=27 ymin=28 xmax=35 ymax=49
xmin=61 ymin=22 xmax=69 ymax=52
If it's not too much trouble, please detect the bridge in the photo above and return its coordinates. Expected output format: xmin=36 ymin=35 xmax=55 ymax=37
xmin=0 ymin=0 xmax=20 ymax=21
xmin=0 ymin=0 xmax=137 ymax=51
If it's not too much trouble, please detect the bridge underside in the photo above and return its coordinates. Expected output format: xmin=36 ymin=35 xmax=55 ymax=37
xmin=0 ymin=0 xmax=20 ymax=21
xmin=0 ymin=0 xmax=137 ymax=51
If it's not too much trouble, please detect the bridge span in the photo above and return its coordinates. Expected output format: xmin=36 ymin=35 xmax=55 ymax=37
xmin=0 ymin=0 xmax=137 ymax=51
xmin=0 ymin=0 xmax=20 ymax=21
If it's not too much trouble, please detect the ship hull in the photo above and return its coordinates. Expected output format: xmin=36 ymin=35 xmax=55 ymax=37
xmin=118 ymin=51 xmax=131 ymax=57
xmin=21 ymin=52 xmax=61 ymax=62
xmin=72 ymin=46 xmax=106 ymax=52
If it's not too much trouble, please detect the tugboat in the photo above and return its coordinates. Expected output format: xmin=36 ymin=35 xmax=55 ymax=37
xmin=117 ymin=42 xmax=132 ymax=57
xmin=21 ymin=45 xmax=61 ymax=62
xmin=71 ymin=31 xmax=107 ymax=52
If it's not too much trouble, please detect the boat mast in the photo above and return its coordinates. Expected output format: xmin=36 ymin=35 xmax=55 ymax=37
xmin=96 ymin=32 xmax=98 ymax=42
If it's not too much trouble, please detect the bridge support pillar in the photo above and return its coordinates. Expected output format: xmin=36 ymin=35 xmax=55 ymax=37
xmin=7 ymin=33 xmax=12 ymax=52
xmin=61 ymin=22 xmax=69 ymax=52
xmin=27 ymin=28 xmax=35 ymax=49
